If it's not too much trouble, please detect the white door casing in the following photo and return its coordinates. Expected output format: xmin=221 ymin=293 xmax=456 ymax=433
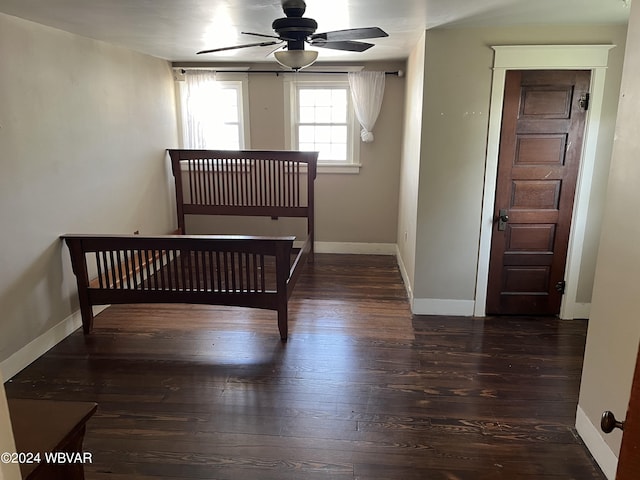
xmin=475 ymin=45 xmax=615 ymax=318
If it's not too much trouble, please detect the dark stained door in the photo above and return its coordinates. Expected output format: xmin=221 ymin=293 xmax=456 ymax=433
xmin=486 ymin=70 xmax=591 ymax=315
xmin=616 ymin=342 xmax=640 ymax=480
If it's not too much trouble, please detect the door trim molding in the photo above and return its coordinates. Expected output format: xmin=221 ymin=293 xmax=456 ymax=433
xmin=474 ymin=44 xmax=615 ymax=318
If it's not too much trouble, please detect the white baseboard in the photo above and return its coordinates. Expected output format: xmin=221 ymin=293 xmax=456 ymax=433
xmin=395 ymin=247 xmax=414 ymax=303
xmin=412 ymin=298 xmax=475 ymax=316
xmin=564 ymin=302 xmax=591 ymax=319
xmin=575 ymin=405 xmax=618 ymax=479
xmin=0 ymin=306 xmax=107 ymax=381
xmin=314 ymin=242 xmax=397 ymax=255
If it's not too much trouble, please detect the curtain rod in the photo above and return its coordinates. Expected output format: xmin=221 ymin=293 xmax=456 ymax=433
xmin=177 ymin=68 xmax=403 ymax=77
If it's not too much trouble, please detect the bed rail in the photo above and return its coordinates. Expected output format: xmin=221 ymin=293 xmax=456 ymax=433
xmin=62 ymin=234 xmax=295 ymax=341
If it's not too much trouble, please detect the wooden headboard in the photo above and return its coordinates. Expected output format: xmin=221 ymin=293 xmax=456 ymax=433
xmin=167 ymin=149 xmax=318 ymax=239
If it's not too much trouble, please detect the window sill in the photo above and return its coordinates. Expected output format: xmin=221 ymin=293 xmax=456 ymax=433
xmin=317 ymin=163 xmax=361 ymax=174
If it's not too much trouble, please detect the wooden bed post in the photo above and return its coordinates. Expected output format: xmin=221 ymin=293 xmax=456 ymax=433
xmin=307 ymin=153 xmax=317 ymax=263
xmin=168 ymin=150 xmax=186 ymax=235
xmin=275 ymin=240 xmax=293 ymax=342
xmin=63 ymin=237 xmax=94 ymax=334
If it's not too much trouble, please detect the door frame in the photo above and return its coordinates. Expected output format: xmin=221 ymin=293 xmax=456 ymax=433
xmin=474 ymin=45 xmax=615 ymax=318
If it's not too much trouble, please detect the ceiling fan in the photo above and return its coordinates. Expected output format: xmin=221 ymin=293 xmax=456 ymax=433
xmin=196 ymin=0 xmax=388 ymax=70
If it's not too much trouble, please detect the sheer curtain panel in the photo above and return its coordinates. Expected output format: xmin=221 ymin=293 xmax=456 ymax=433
xmin=181 ymin=71 xmax=217 ymax=148
xmin=348 ymin=71 xmax=385 ymax=143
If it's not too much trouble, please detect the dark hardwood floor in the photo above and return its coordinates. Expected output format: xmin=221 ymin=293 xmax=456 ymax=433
xmin=5 ymin=254 xmax=605 ymax=479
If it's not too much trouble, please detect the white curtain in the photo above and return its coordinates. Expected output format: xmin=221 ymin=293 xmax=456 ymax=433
xmin=181 ymin=70 xmax=219 ymax=149
xmin=348 ymin=71 xmax=385 ymax=143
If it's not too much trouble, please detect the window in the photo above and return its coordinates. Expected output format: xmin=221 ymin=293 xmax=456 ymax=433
xmin=286 ymin=77 xmax=360 ymax=172
xmin=297 ymin=87 xmax=349 ymax=161
xmin=178 ymin=71 xmax=249 ymax=150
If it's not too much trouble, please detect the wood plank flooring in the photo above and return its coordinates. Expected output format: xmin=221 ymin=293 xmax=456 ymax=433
xmin=5 ymin=254 xmax=605 ymax=479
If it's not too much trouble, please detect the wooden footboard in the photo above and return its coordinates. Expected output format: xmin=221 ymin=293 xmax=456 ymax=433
xmin=62 ymin=234 xmax=295 ymax=341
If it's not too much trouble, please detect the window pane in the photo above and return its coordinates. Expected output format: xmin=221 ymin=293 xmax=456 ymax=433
xmin=314 ymin=106 xmax=332 ymax=123
xmin=330 ymin=143 xmax=347 ymax=160
xmin=220 ymin=89 xmax=238 ymax=123
xmin=202 ymin=124 xmax=240 ymax=150
xmin=295 ymin=85 xmax=350 ymax=163
xmin=182 ymin=79 xmax=244 ymax=149
xmin=332 ymin=89 xmax=346 ymax=101
xmin=314 ymin=89 xmax=331 ymax=105
xmin=299 ymin=142 xmax=316 ymax=152
xmin=331 ymin=105 xmax=346 ymax=123
xmin=220 ymin=88 xmax=237 ymax=105
xmin=331 ymin=89 xmax=347 ymax=106
xmin=316 ymin=143 xmax=333 ymax=161
xmin=299 ymin=89 xmax=316 ymax=106
xmin=315 ymin=126 xmax=331 ymax=143
xmin=221 ymin=125 xmax=240 ymax=149
xmin=299 ymin=125 xmax=316 ymax=143
xmin=221 ymin=105 xmax=238 ymax=123
xmin=300 ymin=106 xmax=315 ymax=123
xmin=331 ymin=125 xmax=347 ymax=143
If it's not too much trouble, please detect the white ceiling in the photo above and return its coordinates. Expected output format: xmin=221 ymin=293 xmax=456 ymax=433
xmin=0 ymin=0 xmax=631 ymax=64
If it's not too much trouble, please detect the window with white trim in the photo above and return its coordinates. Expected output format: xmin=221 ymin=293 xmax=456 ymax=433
xmin=286 ymin=77 xmax=359 ymax=172
xmin=178 ymin=71 xmax=250 ymax=150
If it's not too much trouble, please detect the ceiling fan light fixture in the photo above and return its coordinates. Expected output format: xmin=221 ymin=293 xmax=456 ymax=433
xmin=274 ymin=49 xmax=318 ymax=70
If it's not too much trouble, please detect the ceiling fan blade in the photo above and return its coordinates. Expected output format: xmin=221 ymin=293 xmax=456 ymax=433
xmin=310 ymin=40 xmax=374 ymax=52
xmin=243 ymin=31 xmax=297 ymax=42
xmin=310 ymin=27 xmax=388 ymax=42
xmin=197 ymin=41 xmax=280 ymax=55
xmin=242 ymin=31 xmax=281 ymax=40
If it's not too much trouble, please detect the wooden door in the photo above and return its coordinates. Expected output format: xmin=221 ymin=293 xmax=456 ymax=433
xmin=486 ymin=70 xmax=591 ymax=315
xmin=616 ymin=342 xmax=640 ymax=479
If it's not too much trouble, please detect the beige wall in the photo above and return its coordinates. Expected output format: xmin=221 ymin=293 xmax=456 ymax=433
xmin=314 ymin=64 xmax=404 ymax=245
xmin=183 ymin=62 xmax=406 ymax=245
xmin=410 ymin=24 xmax=626 ymax=305
xmin=0 ymin=13 xmax=178 ymax=368
xmin=578 ymin=1 xmax=640 ymax=473
xmin=396 ymin=33 xmax=427 ymax=293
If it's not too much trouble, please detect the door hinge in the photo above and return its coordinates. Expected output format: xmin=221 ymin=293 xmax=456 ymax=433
xmin=555 ymin=280 xmax=566 ymax=295
xmin=579 ymin=93 xmax=590 ymax=111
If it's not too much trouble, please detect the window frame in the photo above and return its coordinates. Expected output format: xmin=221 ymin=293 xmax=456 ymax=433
xmin=284 ymin=75 xmax=361 ymax=174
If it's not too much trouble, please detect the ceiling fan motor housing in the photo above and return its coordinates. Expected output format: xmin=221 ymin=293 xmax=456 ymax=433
xmin=272 ymin=17 xmax=317 ymax=50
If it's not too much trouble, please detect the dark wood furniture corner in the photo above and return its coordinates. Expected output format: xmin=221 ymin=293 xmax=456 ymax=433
xmin=8 ymin=399 xmax=97 ymax=480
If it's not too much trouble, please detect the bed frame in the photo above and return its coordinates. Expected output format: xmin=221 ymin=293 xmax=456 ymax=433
xmin=63 ymin=149 xmax=317 ymax=341
xmin=63 ymin=234 xmax=296 ymax=340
